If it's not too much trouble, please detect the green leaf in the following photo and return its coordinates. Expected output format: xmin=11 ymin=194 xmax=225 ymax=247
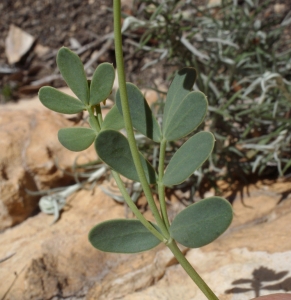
xmin=95 ymin=130 xmax=156 ymax=184
xmin=163 ymin=91 xmax=207 ymax=141
xmin=57 ymin=47 xmax=89 ymax=104
xmin=116 ymin=83 xmax=162 ymax=142
xmin=163 ymin=132 xmax=214 ymax=186
xmin=90 ymin=63 xmax=115 ymax=105
xmin=101 ymin=105 xmax=125 ymax=131
xmin=88 ymin=219 xmax=161 ymax=253
xmin=170 ymin=197 xmax=233 ymax=248
xmin=39 ymin=87 xmax=86 ymax=114
xmin=163 ymin=68 xmax=196 ymax=132
xmin=58 ymin=127 xmax=97 ymax=151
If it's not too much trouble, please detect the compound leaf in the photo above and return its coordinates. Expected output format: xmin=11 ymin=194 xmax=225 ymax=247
xmin=58 ymin=127 xmax=96 ymax=151
xmin=163 ymin=91 xmax=207 ymax=141
xmin=163 ymin=132 xmax=214 ymax=186
xmin=95 ymin=130 xmax=156 ymax=184
xmin=170 ymin=197 xmax=233 ymax=248
xmin=90 ymin=63 xmax=115 ymax=105
xmin=163 ymin=68 xmax=196 ymax=132
xmin=116 ymin=83 xmax=161 ymax=142
xmin=89 ymin=219 xmax=161 ymax=253
xmin=101 ymin=104 xmax=124 ymax=131
xmin=57 ymin=47 xmax=89 ymax=104
xmin=39 ymin=87 xmax=86 ymax=114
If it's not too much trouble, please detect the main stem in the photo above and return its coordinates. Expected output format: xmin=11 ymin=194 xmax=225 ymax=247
xmin=113 ymin=0 xmax=169 ymax=239
xmin=167 ymin=240 xmax=219 ymax=300
xmin=113 ymin=2 xmax=219 ymax=299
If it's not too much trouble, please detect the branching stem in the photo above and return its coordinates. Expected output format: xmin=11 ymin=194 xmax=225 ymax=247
xmin=113 ymin=0 xmax=169 ymax=239
xmin=158 ymin=138 xmax=170 ymax=229
xmin=87 ymin=106 xmax=101 ymax=132
xmin=112 ymin=1 xmax=220 ymax=299
xmin=112 ymin=171 xmax=165 ymax=242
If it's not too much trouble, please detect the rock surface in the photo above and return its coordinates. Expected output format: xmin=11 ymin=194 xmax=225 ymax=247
xmin=0 ymin=92 xmax=291 ymax=300
xmin=0 ymin=89 xmax=96 ymax=230
xmin=1 ymin=177 xmax=290 ymax=300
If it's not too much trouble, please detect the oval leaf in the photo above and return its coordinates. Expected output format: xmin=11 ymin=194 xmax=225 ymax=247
xmin=39 ymin=87 xmax=86 ymax=114
xmin=116 ymin=83 xmax=162 ymax=142
xmin=163 ymin=132 xmax=214 ymax=186
xmin=57 ymin=47 xmax=89 ymax=104
xmin=89 ymin=219 xmax=161 ymax=253
xmin=95 ymin=130 xmax=156 ymax=184
xmin=163 ymin=68 xmax=196 ymax=131
xmin=163 ymin=91 xmax=207 ymax=141
xmin=101 ymin=104 xmax=124 ymax=131
xmin=58 ymin=127 xmax=96 ymax=151
xmin=90 ymin=63 xmax=115 ymax=105
xmin=170 ymin=197 xmax=233 ymax=248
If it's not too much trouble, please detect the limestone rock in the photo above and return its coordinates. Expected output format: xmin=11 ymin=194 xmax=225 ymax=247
xmin=0 ymin=177 xmax=290 ymax=299
xmin=121 ymin=180 xmax=291 ymax=300
xmin=0 ymin=89 xmax=96 ymax=230
xmin=1 ymin=91 xmax=291 ymax=300
xmin=0 ymin=188 xmax=126 ymax=300
xmin=5 ymin=25 xmax=35 ymax=64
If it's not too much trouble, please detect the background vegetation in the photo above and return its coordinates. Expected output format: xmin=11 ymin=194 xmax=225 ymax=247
xmin=123 ymin=0 xmax=291 ymax=194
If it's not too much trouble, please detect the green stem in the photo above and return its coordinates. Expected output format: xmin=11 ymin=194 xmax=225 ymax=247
xmin=113 ymin=0 xmax=169 ymax=239
xmin=112 ymin=171 xmax=165 ymax=242
xmin=113 ymin=2 xmax=219 ymax=299
xmin=95 ymin=104 xmax=103 ymax=126
xmin=167 ymin=240 xmax=219 ymax=300
xmin=158 ymin=138 xmax=170 ymax=229
xmin=87 ymin=106 xmax=101 ymax=132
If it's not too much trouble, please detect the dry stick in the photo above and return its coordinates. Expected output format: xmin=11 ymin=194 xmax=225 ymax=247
xmin=84 ymin=39 xmax=113 ymax=71
xmin=32 ymin=34 xmax=114 ymax=86
xmin=42 ymin=32 xmax=113 ymax=61
xmin=0 ymin=253 xmax=16 ymax=264
xmin=1 ymin=266 xmax=26 ymax=300
xmin=31 ymin=74 xmax=62 ymax=86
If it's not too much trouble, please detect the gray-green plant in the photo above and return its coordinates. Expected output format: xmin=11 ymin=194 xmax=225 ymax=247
xmin=128 ymin=0 xmax=291 ymax=189
xmin=38 ymin=1 xmax=233 ymax=299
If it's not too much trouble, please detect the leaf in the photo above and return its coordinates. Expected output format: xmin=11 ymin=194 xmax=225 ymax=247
xmin=90 ymin=63 xmax=115 ymax=105
xmin=101 ymin=104 xmax=125 ymax=131
xmin=163 ymin=68 xmax=196 ymax=132
xmin=88 ymin=219 xmax=161 ymax=253
xmin=58 ymin=127 xmax=97 ymax=151
xmin=95 ymin=130 xmax=156 ymax=184
xmin=163 ymin=132 xmax=214 ymax=186
xmin=116 ymin=83 xmax=162 ymax=142
xmin=39 ymin=87 xmax=86 ymax=114
xmin=163 ymin=91 xmax=207 ymax=141
xmin=57 ymin=47 xmax=89 ymax=104
xmin=170 ymin=197 xmax=233 ymax=248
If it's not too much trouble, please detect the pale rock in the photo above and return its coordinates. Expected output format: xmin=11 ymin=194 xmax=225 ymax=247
xmin=34 ymin=44 xmax=50 ymax=57
xmin=1 ymin=91 xmax=291 ymax=299
xmin=141 ymin=89 xmax=159 ymax=106
xmin=91 ymin=181 xmax=291 ymax=299
xmin=0 ymin=176 xmax=290 ymax=299
xmin=122 ymin=181 xmax=291 ymax=299
xmin=121 ymin=0 xmax=133 ymax=9
xmin=124 ymin=248 xmax=291 ymax=300
xmin=5 ymin=25 xmax=35 ymax=64
xmin=0 ymin=188 xmax=127 ymax=299
xmin=208 ymin=0 xmax=221 ymax=7
xmin=0 ymin=88 xmax=96 ymax=230
xmin=274 ymin=4 xmax=286 ymax=14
